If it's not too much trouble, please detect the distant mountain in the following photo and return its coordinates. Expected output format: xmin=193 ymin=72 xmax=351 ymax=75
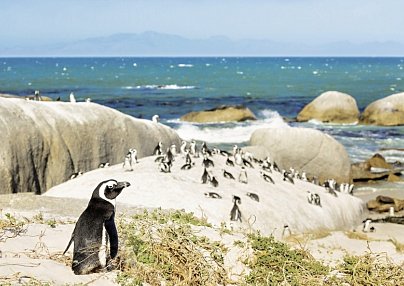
xmin=1 ymin=31 xmax=404 ymax=56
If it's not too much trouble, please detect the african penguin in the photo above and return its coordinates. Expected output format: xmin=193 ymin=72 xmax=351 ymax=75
xmin=63 ymin=179 xmax=130 ymax=275
xmin=238 ymin=167 xmax=248 ymax=184
xmin=246 ymin=192 xmax=259 ymax=202
xmin=153 ymin=142 xmax=163 ymax=156
xmin=152 ymin=114 xmax=160 ymax=123
xmin=204 ymin=192 xmax=222 ymax=199
xmin=230 ymin=195 xmax=242 ymax=222
xmin=70 ymin=171 xmax=83 ymax=179
xmin=260 ymin=171 xmax=275 ymax=184
xmin=223 ymin=169 xmax=235 ymax=180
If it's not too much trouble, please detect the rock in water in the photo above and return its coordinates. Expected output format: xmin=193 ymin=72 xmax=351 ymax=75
xmin=180 ymin=105 xmax=256 ymax=123
xmin=360 ymin=92 xmax=404 ymax=126
xmin=0 ymin=97 xmax=181 ymax=194
xmin=248 ymin=127 xmax=351 ymax=184
xmin=297 ymin=91 xmax=359 ymax=124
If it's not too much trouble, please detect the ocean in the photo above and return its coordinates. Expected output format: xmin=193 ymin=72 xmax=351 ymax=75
xmin=1 ymin=57 xmax=403 ymax=191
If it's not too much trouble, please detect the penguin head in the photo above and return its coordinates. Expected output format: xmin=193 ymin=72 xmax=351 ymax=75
xmin=92 ymin=179 xmax=131 ymax=204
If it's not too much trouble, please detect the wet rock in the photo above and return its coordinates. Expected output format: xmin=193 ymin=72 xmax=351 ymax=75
xmin=180 ymin=105 xmax=256 ymax=123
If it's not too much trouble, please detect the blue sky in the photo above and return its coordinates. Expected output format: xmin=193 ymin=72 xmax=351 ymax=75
xmin=1 ymin=0 xmax=403 ymax=46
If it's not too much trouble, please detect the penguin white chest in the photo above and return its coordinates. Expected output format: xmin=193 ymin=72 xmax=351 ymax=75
xmin=98 ymin=227 xmax=107 ymax=267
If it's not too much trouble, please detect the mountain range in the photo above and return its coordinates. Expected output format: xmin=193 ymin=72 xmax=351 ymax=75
xmin=1 ymin=31 xmax=403 ymax=56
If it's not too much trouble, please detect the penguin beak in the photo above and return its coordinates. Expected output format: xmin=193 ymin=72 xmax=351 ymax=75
xmin=117 ymin=181 xmax=131 ymax=189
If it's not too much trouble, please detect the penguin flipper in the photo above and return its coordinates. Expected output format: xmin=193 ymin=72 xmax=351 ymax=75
xmin=63 ymin=234 xmax=74 ymax=255
xmin=104 ymin=213 xmax=118 ymax=258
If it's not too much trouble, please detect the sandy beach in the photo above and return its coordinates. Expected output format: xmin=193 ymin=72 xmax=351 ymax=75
xmin=1 ymin=154 xmax=403 ymax=285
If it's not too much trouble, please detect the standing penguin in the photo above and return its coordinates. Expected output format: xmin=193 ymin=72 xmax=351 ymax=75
xmin=238 ymin=167 xmax=248 ymax=184
xmin=63 ymin=179 xmax=130 ymax=275
xmin=230 ymin=195 xmax=242 ymax=222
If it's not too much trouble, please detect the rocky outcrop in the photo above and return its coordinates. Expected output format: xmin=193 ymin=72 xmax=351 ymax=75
xmin=180 ymin=105 xmax=256 ymax=123
xmin=351 ymin=153 xmax=402 ymax=182
xmin=367 ymin=196 xmax=404 ymax=213
xmin=0 ymin=97 xmax=181 ymax=194
xmin=297 ymin=91 xmax=359 ymax=123
xmin=248 ymin=127 xmax=351 ymax=184
xmin=360 ymin=92 xmax=404 ymax=126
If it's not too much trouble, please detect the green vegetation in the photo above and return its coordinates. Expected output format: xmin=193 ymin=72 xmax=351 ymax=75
xmin=245 ymin=233 xmax=329 ymax=285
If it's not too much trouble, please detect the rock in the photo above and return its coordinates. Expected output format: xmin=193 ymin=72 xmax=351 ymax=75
xmin=367 ymin=195 xmax=404 ymax=213
xmin=249 ymin=127 xmax=351 ymax=184
xmin=297 ymin=91 xmax=359 ymax=123
xmin=180 ymin=105 xmax=256 ymax=123
xmin=360 ymin=92 xmax=404 ymax=126
xmin=387 ymin=173 xmax=402 ymax=182
xmin=351 ymin=154 xmax=402 ymax=182
xmin=0 ymin=97 xmax=181 ymax=194
xmin=367 ymin=153 xmax=393 ymax=169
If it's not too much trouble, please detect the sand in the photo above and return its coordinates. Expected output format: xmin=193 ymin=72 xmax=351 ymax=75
xmin=1 ymin=154 xmax=403 ymax=284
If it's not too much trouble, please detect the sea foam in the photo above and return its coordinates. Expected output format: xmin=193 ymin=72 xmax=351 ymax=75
xmin=174 ymin=109 xmax=288 ymax=144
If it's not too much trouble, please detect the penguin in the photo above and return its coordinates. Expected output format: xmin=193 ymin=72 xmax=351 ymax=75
xmin=98 ymin=162 xmax=110 ymax=168
xmin=159 ymin=161 xmax=171 ymax=173
xmin=202 ymin=155 xmax=214 ymax=168
xmin=260 ymin=171 xmax=275 ymax=184
xmin=246 ymin=192 xmax=259 ymax=202
xmin=262 ymin=161 xmax=272 ymax=172
xmin=362 ymin=219 xmax=372 ymax=233
xmin=210 ymin=175 xmax=219 ymax=188
xmin=123 ymin=149 xmax=137 ymax=171
xmin=180 ymin=163 xmax=193 ymax=170
xmin=238 ymin=167 xmax=248 ymax=184
xmin=273 ymin=162 xmax=281 ymax=173
xmin=326 ymin=187 xmax=338 ymax=197
xmin=190 ymin=140 xmax=199 ymax=157
xmin=85 ymin=98 xmax=91 ymax=102
xmin=204 ymin=192 xmax=222 ymax=199
xmin=301 ymin=171 xmax=308 ymax=182
xmin=34 ymin=90 xmax=42 ymax=101
xmin=154 ymin=155 xmax=165 ymax=163
xmin=242 ymin=158 xmax=254 ymax=168
xmin=153 ymin=142 xmax=163 ymax=156
xmin=201 ymin=168 xmax=209 ymax=184
xmin=314 ymin=194 xmax=321 ymax=207
xmin=70 ymin=171 xmax=83 ymax=179
xmin=226 ymin=156 xmax=235 ymax=167
xmin=223 ymin=169 xmax=235 ymax=180
xmin=234 ymin=152 xmax=243 ymax=166
xmin=165 ymin=147 xmax=175 ymax=163
xmin=180 ymin=140 xmax=187 ymax=155
xmin=56 ymin=96 xmax=61 ymax=101
xmin=220 ymin=149 xmax=231 ymax=157
xmin=63 ymin=179 xmax=130 ymax=275
xmin=69 ymin=92 xmax=76 ymax=103
xmin=230 ymin=195 xmax=242 ymax=222
xmin=201 ymin=142 xmax=212 ymax=156
xmin=185 ymin=150 xmax=192 ymax=165
xmin=282 ymin=224 xmax=291 ymax=237
xmin=283 ymin=171 xmax=294 ymax=184
xmin=152 ymin=114 xmax=160 ymax=123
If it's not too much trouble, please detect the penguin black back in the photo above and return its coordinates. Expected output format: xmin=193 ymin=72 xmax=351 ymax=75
xmin=63 ymin=179 xmax=130 ymax=275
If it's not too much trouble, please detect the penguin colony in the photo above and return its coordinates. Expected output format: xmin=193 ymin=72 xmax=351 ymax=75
xmin=65 ymin=133 xmax=356 ymax=275
xmin=145 ymin=141 xmax=356 ymax=230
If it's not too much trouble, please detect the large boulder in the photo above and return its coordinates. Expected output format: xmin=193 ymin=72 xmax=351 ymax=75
xmin=360 ymin=92 xmax=404 ymax=126
xmin=297 ymin=91 xmax=359 ymax=123
xmin=248 ymin=127 xmax=351 ymax=183
xmin=180 ymin=105 xmax=256 ymax=123
xmin=0 ymin=97 xmax=181 ymax=194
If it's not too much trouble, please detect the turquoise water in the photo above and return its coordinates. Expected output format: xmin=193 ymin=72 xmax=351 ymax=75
xmin=1 ymin=57 xmax=403 ymax=165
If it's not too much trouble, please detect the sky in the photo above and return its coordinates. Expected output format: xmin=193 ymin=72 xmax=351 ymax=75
xmin=1 ymin=0 xmax=404 ymax=47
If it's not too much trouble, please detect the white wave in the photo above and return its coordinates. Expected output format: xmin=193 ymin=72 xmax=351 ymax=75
xmin=125 ymin=84 xmax=196 ymax=90
xmin=307 ymin=119 xmax=358 ymax=126
xmin=159 ymin=84 xmax=195 ymax=90
xmin=174 ymin=110 xmax=289 ymax=144
xmin=178 ymin=64 xmax=193 ymax=68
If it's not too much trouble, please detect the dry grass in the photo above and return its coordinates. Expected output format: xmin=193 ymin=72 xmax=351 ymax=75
xmin=344 ymin=230 xmax=370 ymax=241
xmin=116 ymin=209 xmax=228 ymax=286
xmin=389 ymin=238 xmax=404 ymax=253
